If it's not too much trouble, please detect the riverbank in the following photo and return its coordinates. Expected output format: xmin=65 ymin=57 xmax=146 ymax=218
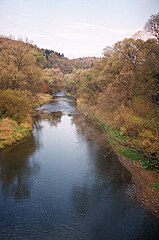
xmin=75 ymin=108 xmax=159 ymax=217
xmin=0 ymin=93 xmax=52 ymax=150
xmin=118 ymin=154 xmax=159 ymax=216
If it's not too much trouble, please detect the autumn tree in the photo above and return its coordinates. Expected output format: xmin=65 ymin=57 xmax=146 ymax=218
xmin=41 ymin=68 xmax=64 ymax=93
xmin=0 ymin=89 xmax=34 ymax=122
xmin=0 ymin=38 xmax=42 ymax=93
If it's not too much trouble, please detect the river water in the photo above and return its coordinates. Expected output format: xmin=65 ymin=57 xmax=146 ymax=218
xmin=0 ymin=91 xmax=158 ymax=240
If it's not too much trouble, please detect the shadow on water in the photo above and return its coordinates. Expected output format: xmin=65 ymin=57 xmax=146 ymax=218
xmin=71 ymin=147 xmax=133 ymax=216
xmin=0 ymin=135 xmax=40 ymax=200
xmin=0 ymin=110 xmax=63 ymax=202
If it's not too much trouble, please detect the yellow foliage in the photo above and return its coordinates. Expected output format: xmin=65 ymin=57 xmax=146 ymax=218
xmin=139 ymin=130 xmax=159 ymax=156
xmin=35 ymin=93 xmax=52 ymax=106
xmin=0 ymin=89 xmax=34 ymax=122
xmin=111 ymin=106 xmax=144 ymax=137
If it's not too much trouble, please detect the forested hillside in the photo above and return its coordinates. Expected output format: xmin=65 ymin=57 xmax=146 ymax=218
xmin=36 ymin=47 xmax=98 ymax=73
xmin=65 ymin=13 xmax=159 ymax=170
xmin=0 ymin=36 xmax=98 ymax=93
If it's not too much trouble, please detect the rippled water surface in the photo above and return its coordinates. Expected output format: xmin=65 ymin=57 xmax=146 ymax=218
xmin=0 ymin=91 xmax=158 ymax=240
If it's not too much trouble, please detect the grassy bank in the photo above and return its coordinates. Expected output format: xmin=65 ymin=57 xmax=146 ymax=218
xmin=0 ymin=117 xmax=32 ymax=150
xmin=0 ymin=92 xmax=52 ymax=150
xmin=91 ymin=111 xmax=158 ymax=172
xmin=78 ymin=98 xmax=159 ymax=171
xmin=91 ymin=113 xmax=144 ymax=160
xmin=78 ymin=100 xmax=159 ymax=174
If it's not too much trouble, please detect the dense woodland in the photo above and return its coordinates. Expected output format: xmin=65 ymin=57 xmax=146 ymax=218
xmin=0 ymin=13 xmax=159 ymax=170
xmin=0 ymin=36 xmax=97 ymax=94
xmin=65 ymin=13 xmax=159 ymax=170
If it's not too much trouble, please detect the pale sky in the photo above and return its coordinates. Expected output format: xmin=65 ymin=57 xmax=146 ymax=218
xmin=0 ymin=0 xmax=159 ymax=58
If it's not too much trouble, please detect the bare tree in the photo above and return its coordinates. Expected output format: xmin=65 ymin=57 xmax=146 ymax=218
xmin=144 ymin=12 xmax=159 ymax=43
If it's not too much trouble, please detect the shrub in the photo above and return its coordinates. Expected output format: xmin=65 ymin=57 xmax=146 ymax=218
xmin=112 ymin=106 xmax=144 ymax=137
xmin=0 ymin=89 xmax=34 ymax=122
xmin=139 ymin=129 xmax=159 ymax=158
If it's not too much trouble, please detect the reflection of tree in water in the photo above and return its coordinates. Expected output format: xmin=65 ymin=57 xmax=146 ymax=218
xmin=0 ymin=135 xmax=40 ymax=200
xmin=71 ymin=146 xmax=134 ymax=220
xmin=72 ymin=114 xmax=108 ymax=152
xmin=35 ymin=111 xmax=62 ymax=128
xmin=70 ymin=149 xmax=154 ymax=240
xmin=73 ymin=113 xmax=132 ymax=187
xmin=0 ymin=112 xmax=63 ymax=201
xmin=48 ymin=112 xmax=62 ymax=127
xmin=72 ymin=113 xmax=133 ymax=201
xmin=95 ymin=149 xmax=132 ymax=187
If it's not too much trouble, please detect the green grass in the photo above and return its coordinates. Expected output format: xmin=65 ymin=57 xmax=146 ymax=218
xmin=91 ymin=112 xmax=146 ymax=163
xmin=140 ymin=157 xmax=159 ymax=171
xmin=111 ymin=128 xmax=126 ymax=142
xmin=153 ymin=182 xmax=159 ymax=190
xmin=92 ymin=113 xmax=125 ymax=140
xmin=117 ymin=147 xmax=142 ymax=161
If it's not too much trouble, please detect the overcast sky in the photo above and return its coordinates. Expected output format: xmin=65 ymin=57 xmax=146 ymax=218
xmin=0 ymin=0 xmax=159 ymax=58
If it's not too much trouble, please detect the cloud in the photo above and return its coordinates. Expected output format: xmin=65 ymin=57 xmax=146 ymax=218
xmin=67 ymin=22 xmax=140 ymax=36
xmin=68 ymin=23 xmax=103 ymax=30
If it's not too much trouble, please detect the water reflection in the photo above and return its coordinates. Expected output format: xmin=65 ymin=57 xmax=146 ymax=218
xmin=45 ymin=112 xmax=62 ymax=127
xmin=0 ymin=135 xmax=40 ymax=200
xmin=70 ymin=147 xmax=157 ymax=240
xmin=72 ymin=115 xmax=135 ymax=199
xmin=0 ymin=111 xmax=64 ymax=201
xmin=0 ymin=92 xmax=158 ymax=240
xmin=71 ymin=148 xmax=134 ymax=218
xmin=35 ymin=111 xmax=63 ymax=128
xmin=95 ymin=149 xmax=133 ymax=190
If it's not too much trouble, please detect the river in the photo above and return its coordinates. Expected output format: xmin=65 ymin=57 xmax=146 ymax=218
xmin=0 ymin=91 xmax=158 ymax=240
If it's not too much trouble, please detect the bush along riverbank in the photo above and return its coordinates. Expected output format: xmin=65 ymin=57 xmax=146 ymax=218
xmin=76 ymin=101 xmax=159 ymax=216
xmin=0 ymin=90 xmax=52 ymax=150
